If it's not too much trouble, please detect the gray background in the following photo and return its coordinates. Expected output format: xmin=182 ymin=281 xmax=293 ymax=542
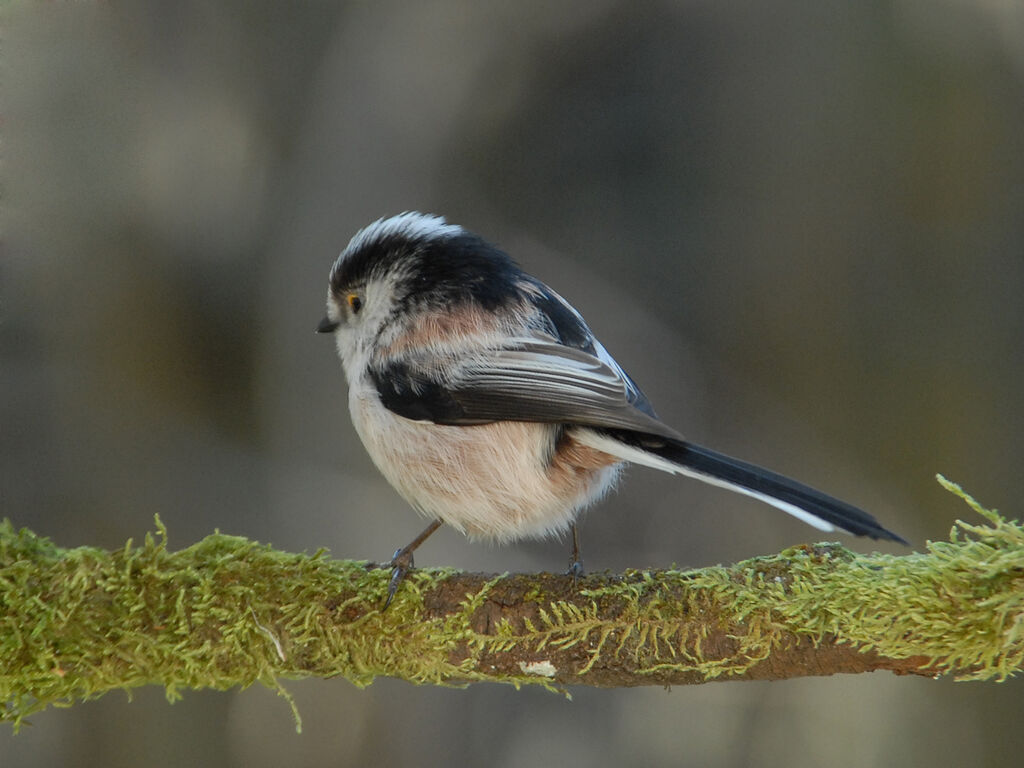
xmin=3 ymin=1 xmax=1023 ymax=766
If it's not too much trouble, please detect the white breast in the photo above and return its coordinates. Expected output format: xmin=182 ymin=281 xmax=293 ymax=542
xmin=347 ymin=380 xmax=620 ymax=543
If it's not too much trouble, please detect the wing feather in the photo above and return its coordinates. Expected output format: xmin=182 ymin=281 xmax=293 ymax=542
xmin=370 ymin=335 xmax=682 ymax=441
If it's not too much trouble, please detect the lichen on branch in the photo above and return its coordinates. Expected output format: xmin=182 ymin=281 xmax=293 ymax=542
xmin=1 ymin=475 xmax=1021 ymax=730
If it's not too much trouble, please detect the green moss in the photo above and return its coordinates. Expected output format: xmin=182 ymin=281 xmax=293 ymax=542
xmin=472 ymin=475 xmax=1023 ymax=683
xmin=2 ymin=475 xmax=1021 ymax=730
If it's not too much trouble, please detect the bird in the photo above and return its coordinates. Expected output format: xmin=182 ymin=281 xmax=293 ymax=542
xmin=316 ymin=212 xmax=906 ymax=605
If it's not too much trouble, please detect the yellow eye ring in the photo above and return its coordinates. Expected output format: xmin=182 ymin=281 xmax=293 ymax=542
xmin=346 ymin=293 xmax=363 ymax=313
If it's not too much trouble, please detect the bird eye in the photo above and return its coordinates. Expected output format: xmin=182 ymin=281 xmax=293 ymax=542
xmin=347 ymin=293 xmax=363 ymax=314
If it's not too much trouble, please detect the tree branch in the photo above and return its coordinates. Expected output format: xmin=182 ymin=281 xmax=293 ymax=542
xmin=2 ymin=476 xmax=1021 ymax=729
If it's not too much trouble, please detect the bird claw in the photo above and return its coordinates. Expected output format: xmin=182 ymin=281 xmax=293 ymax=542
xmin=383 ymin=548 xmax=415 ymax=609
xmin=380 ymin=520 xmax=443 ymax=610
xmin=565 ymin=559 xmax=584 ymax=586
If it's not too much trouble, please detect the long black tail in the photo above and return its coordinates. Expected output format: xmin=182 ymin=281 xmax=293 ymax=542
xmin=607 ymin=430 xmax=907 ymax=544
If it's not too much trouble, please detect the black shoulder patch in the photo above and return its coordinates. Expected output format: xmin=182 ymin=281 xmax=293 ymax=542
xmin=526 ymin=280 xmax=596 ymax=352
xmin=370 ymin=361 xmax=484 ymax=425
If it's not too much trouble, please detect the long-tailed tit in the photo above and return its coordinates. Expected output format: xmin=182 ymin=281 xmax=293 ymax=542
xmin=317 ymin=213 xmax=905 ymax=605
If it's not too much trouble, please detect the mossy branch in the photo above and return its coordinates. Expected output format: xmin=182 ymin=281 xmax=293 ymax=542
xmin=2 ymin=476 xmax=1022 ymax=729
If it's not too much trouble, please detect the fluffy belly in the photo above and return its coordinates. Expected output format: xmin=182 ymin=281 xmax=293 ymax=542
xmin=350 ymin=393 xmax=620 ymax=542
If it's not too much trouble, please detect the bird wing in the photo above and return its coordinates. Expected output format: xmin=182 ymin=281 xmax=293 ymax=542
xmin=369 ymin=335 xmax=683 ymax=442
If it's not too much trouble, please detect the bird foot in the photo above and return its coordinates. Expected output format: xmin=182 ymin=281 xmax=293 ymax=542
xmin=383 ymin=547 xmax=415 ymax=609
xmin=565 ymin=559 xmax=584 ymax=586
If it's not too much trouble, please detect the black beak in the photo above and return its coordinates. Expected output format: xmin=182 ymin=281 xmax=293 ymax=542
xmin=316 ymin=316 xmax=340 ymax=334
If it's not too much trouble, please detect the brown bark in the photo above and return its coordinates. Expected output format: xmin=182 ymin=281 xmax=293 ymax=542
xmin=411 ymin=569 xmax=934 ymax=687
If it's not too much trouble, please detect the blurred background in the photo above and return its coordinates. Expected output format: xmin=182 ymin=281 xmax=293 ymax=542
xmin=3 ymin=1 xmax=1023 ymax=766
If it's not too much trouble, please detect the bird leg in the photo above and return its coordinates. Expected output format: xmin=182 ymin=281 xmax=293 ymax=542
xmin=566 ymin=523 xmax=584 ymax=584
xmin=384 ymin=519 xmax=443 ymax=608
